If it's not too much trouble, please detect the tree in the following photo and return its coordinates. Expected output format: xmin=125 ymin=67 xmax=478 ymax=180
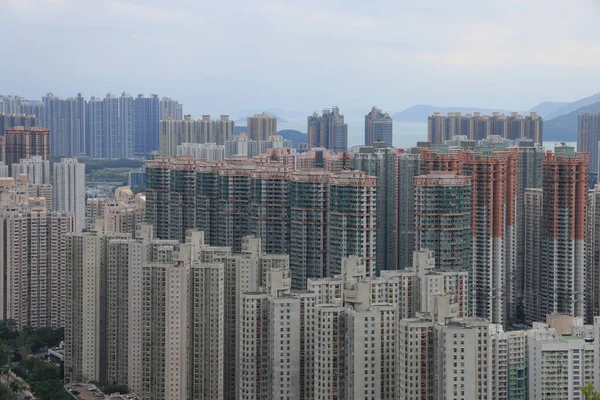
xmin=102 ymin=382 xmax=129 ymax=394
xmin=0 ymin=321 xmax=18 ymax=341
xmin=9 ymin=380 xmax=20 ymax=393
xmin=581 ymin=382 xmax=600 ymax=400
xmin=0 ymin=343 xmax=9 ymax=367
xmin=0 ymin=382 xmax=17 ymax=399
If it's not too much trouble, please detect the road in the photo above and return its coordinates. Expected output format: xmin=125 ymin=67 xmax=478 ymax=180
xmin=0 ymin=373 xmax=30 ymax=400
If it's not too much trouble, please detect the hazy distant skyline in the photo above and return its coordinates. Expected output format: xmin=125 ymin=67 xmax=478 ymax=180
xmin=2 ymin=0 xmax=600 ymax=118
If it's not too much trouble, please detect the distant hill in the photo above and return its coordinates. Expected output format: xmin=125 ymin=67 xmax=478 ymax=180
xmin=235 ymin=126 xmax=246 ymax=135
xmin=526 ymin=101 xmax=569 ymax=118
xmin=544 ymin=93 xmax=600 ymax=120
xmin=544 ymin=101 xmax=600 ymax=141
xmin=278 ymin=129 xmax=307 ymax=147
xmin=392 ymin=105 xmax=511 ymax=123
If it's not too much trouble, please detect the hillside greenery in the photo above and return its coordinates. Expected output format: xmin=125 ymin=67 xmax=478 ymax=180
xmin=79 ymin=159 xmax=143 ymax=183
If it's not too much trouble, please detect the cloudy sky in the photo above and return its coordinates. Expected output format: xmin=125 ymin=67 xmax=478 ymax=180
xmin=1 ymin=0 xmax=600 ymax=117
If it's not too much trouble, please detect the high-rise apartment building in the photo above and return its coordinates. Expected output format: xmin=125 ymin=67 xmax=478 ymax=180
xmin=525 ymin=146 xmax=588 ymax=323
xmin=515 ymin=141 xmax=544 ymax=317
xmin=6 ymin=93 xmax=180 ymax=158
xmin=288 ymin=169 xmax=330 ymax=289
xmin=64 ymin=229 xmax=129 ymax=384
xmin=258 ymin=134 xmax=292 ymax=154
xmin=249 ymin=167 xmax=290 ymax=255
xmin=247 ymin=113 xmax=277 ymax=142
xmin=40 ymin=93 xmax=85 ymax=157
xmin=414 ymin=171 xmax=472 ymax=270
xmin=189 ymin=262 xmax=225 ymax=399
xmin=0 ymin=197 xmax=73 ymax=328
xmin=523 ymin=188 xmax=543 ymax=324
xmin=309 ymin=252 xmax=469 ymax=320
xmin=0 ymin=113 xmax=38 ymax=138
xmin=3 ymin=174 xmax=53 ymax=211
xmin=399 ymin=310 xmax=600 ymax=400
xmin=160 ymin=115 xmax=194 ymax=157
xmin=0 ymin=95 xmax=28 ymax=114
xmin=296 ymin=148 xmax=351 ymax=172
xmin=66 ymin=227 xmax=227 ymax=399
xmin=85 ymin=96 xmax=104 ymax=158
xmin=587 ymin=185 xmax=600 ymax=322
xmin=427 ymin=111 xmax=543 ymax=144
xmin=306 ymin=107 xmax=348 ymax=152
xmin=224 ymin=133 xmax=259 ymax=159
xmin=325 ymin=107 xmax=348 ymax=153
xmin=119 ymin=92 xmax=134 ymax=159
xmin=145 ymin=157 xmax=378 ymax=289
xmin=239 ymin=254 xmax=408 ymax=400
xmin=398 ymin=148 xmax=422 ymax=269
xmin=11 ymin=155 xmax=50 ymax=184
xmin=306 ymin=112 xmax=321 ymax=150
xmin=160 ymin=97 xmax=183 ymax=120
xmin=85 ymin=186 xmax=145 ymax=235
xmin=463 ymin=149 xmax=518 ymax=324
xmin=328 ymin=170 xmax=376 ymax=277
xmin=133 ymin=94 xmax=160 ymax=155
xmin=159 ymin=115 xmax=235 ymax=156
xmin=3 ymin=126 xmax=49 ymax=175
xmin=177 ymin=142 xmax=225 ymax=160
xmin=435 ymin=318 xmax=493 ymax=399
xmin=213 ymin=115 xmax=235 ymax=145
xmin=528 ymin=317 xmax=598 ymax=400
xmin=103 ymin=93 xmax=120 ymax=159
xmin=53 ymin=158 xmax=86 ymax=232
xmin=364 ymin=106 xmax=393 ymax=147
xmin=577 ymin=111 xmax=600 ymax=184
xmin=217 ymin=165 xmax=255 ymax=252
xmin=419 ymin=146 xmax=518 ymax=323
xmin=352 ymin=144 xmax=400 ymax=271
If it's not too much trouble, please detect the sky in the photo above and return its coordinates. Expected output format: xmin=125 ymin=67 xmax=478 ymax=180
xmin=2 ymin=0 xmax=600 ymax=118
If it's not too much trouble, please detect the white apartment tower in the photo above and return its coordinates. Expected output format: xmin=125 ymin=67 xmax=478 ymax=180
xmin=189 ymin=262 xmax=225 ymax=400
xmin=528 ymin=318 xmax=597 ymax=400
xmin=397 ymin=318 xmax=436 ymax=399
xmin=53 ymin=158 xmax=86 ymax=232
xmin=434 ymin=318 xmax=491 ymax=400
xmin=65 ymin=229 xmax=131 ymax=383
xmin=66 ymin=227 xmax=226 ymax=400
xmin=85 ymin=186 xmax=146 ymax=235
xmin=12 ymin=155 xmax=51 ymax=184
xmin=0 ymin=201 xmax=73 ymax=328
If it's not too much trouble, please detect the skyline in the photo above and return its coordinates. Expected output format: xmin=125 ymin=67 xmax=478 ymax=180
xmin=2 ymin=0 xmax=600 ymax=117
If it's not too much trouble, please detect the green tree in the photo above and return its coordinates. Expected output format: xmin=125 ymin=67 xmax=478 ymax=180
xmin=0 ymin=320 xmax=18 ymax=341
xmin=581 ymin=382 xmax=600 ymax=400
xmin=0 ymin=343 xmax=9 ymax=367
xmin=102 ymin=382 xmax=129 ymax=394
xmin=0 ymin=382 xmax=17 ymax=399
xmin=9 ymin=380 xmax=20 ymax=393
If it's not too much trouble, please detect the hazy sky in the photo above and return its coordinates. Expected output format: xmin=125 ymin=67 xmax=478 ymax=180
xmin=2 ymin=0 xmax=600 ymax=117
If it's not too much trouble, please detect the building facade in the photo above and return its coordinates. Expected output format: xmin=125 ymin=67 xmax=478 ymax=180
xmin=247 ymin=113 xmax=277 ymax=143
xmin=414 ymin=172 xmax=472 ymax=271
xmin=53 ymin=158 xmax=86 ymax=232
xmin=364 ymin=106 xmax=393 ymax=147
